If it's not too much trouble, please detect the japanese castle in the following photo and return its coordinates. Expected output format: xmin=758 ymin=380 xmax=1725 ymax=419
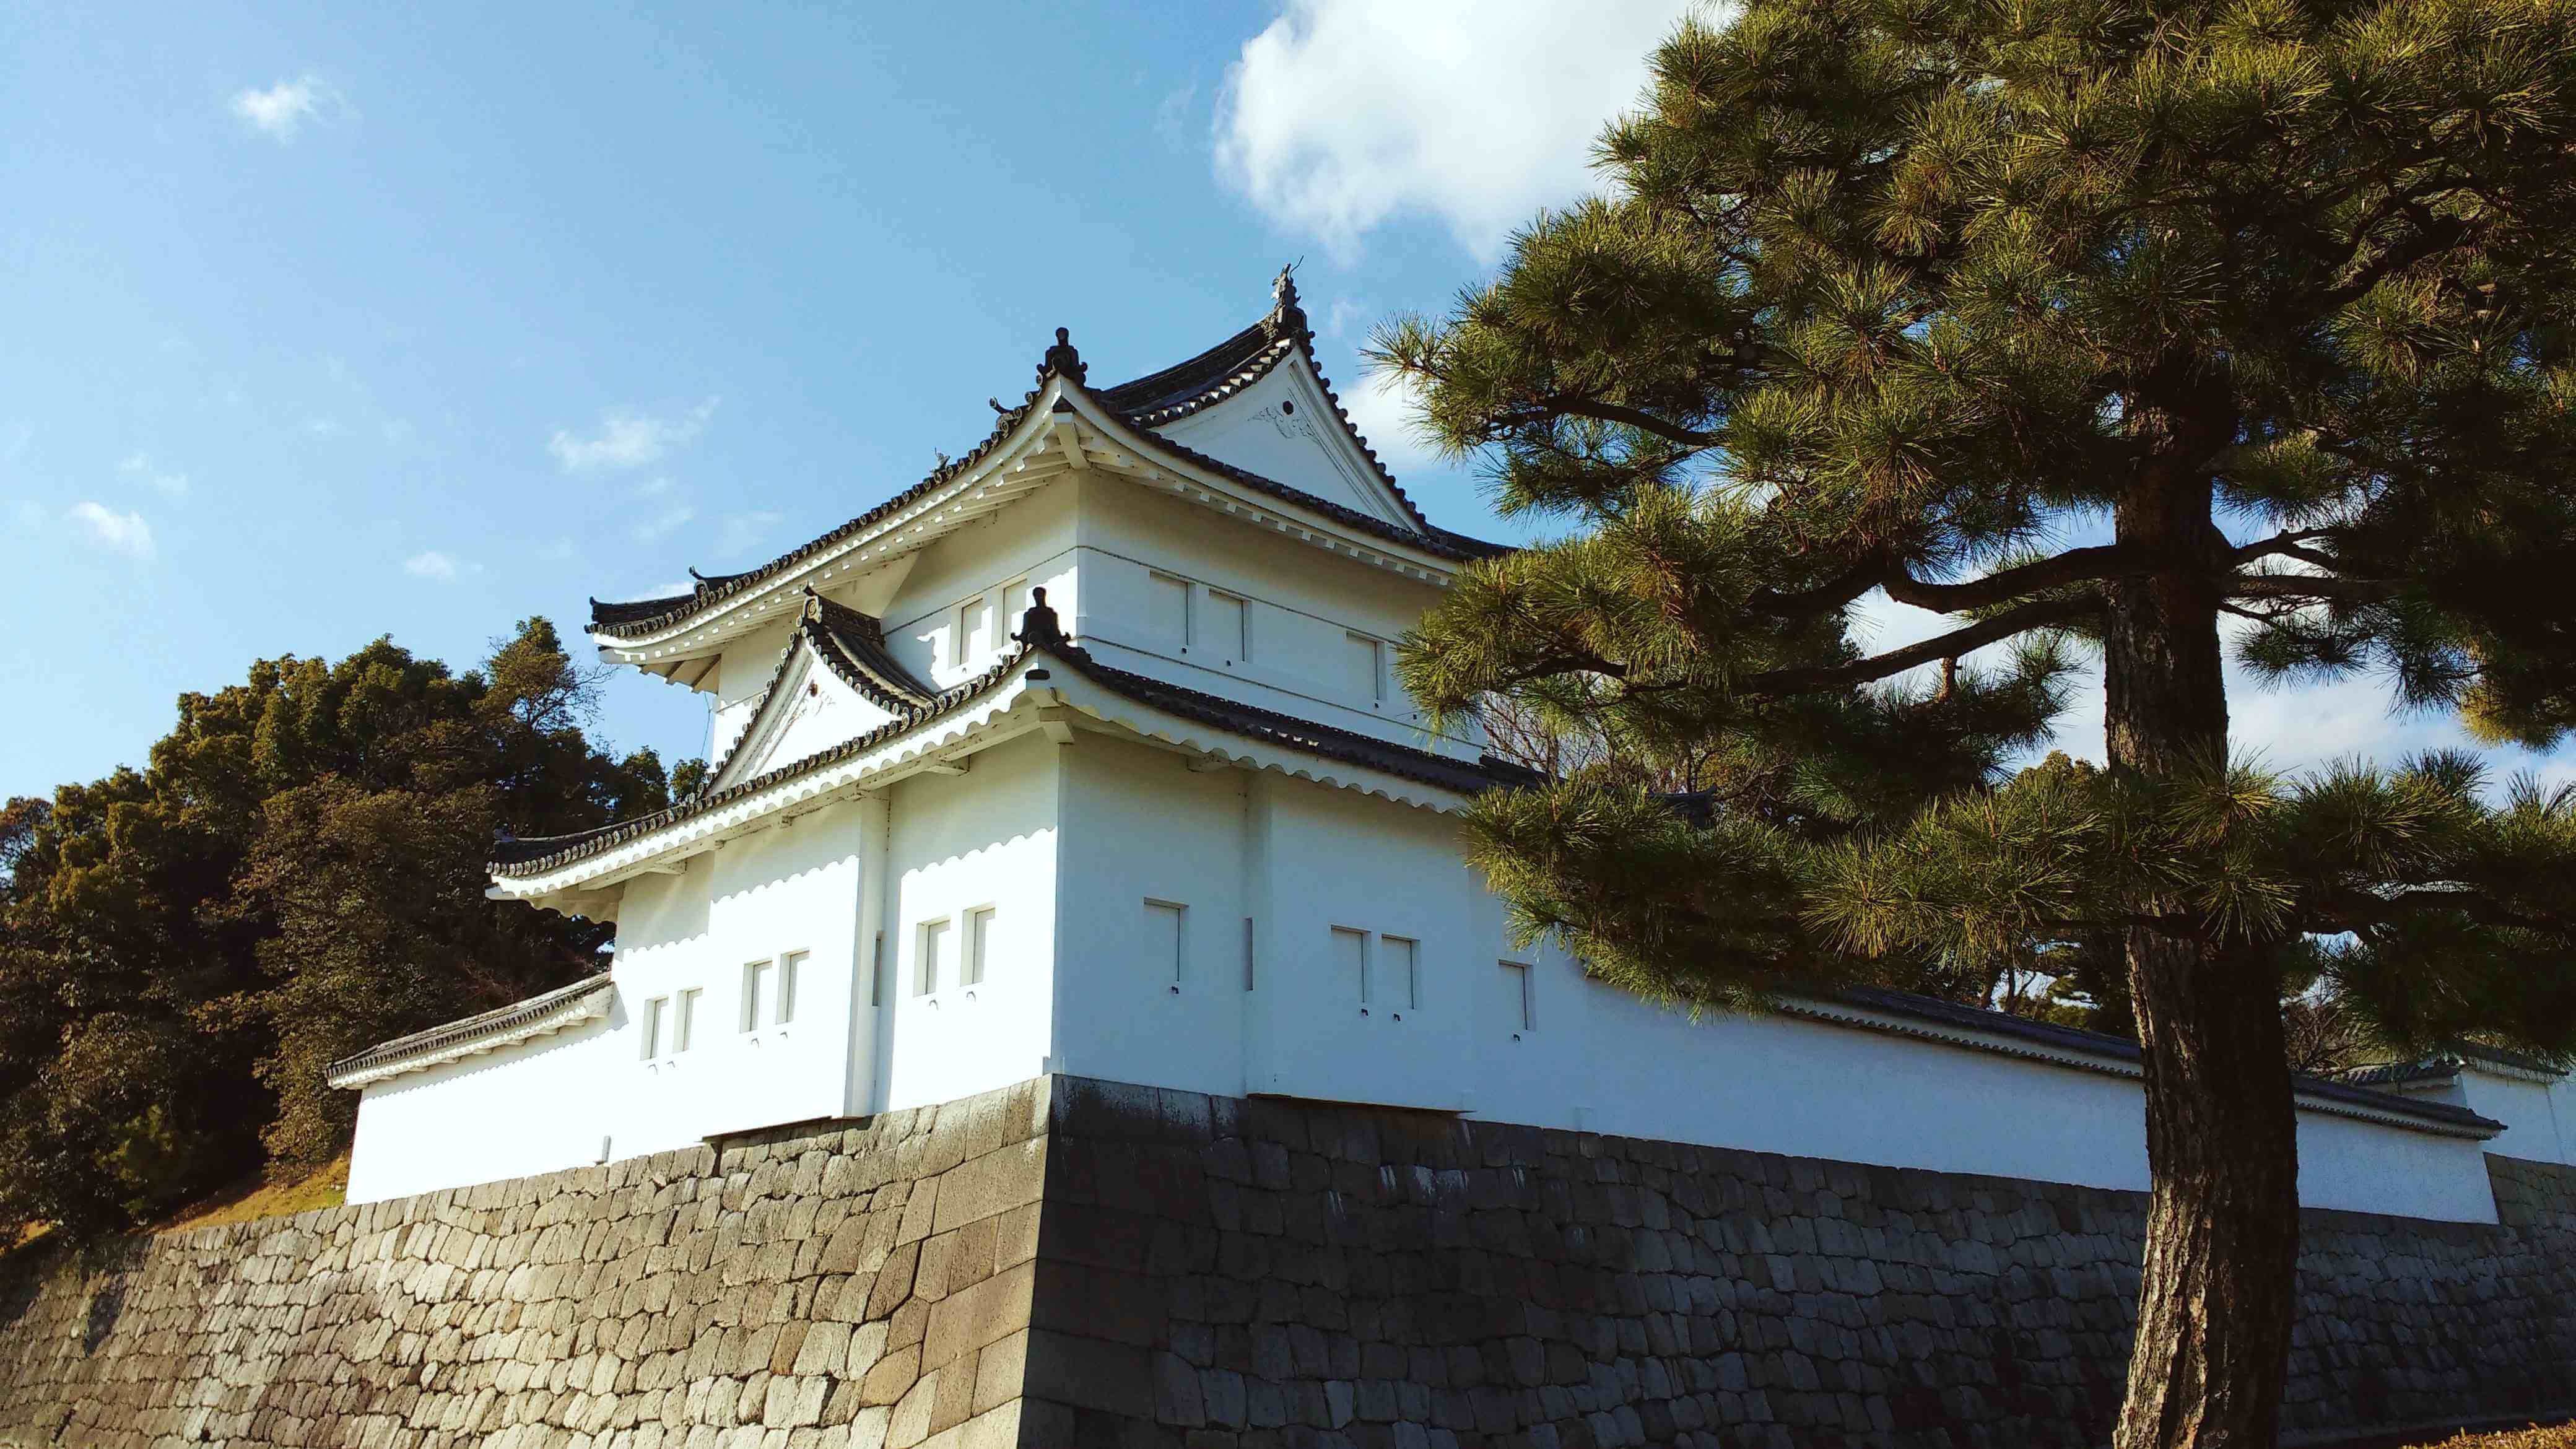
xmin=331 ymin=272 xmax=2575 ymax=1224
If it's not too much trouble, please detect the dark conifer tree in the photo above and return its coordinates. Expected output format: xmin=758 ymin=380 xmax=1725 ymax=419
xmin=1375 ymin=2 xmax=2576 ymax=1441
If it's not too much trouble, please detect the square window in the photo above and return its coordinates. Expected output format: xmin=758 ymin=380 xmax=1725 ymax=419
xmin=778 ymin=951 xmax=804 ymax=1024
xmin=964 ymin=908 xmax=994 ymax=986
xmin=1146 ymin=900 xmax=1187 ymax=983
xmin=1382 ymin=936 xmax=1420 ymax=1009
xmin=918 ymin=919 xmax=951 ymax=996
xmin=1331 ymin=926 xmax=1370 ymax=1003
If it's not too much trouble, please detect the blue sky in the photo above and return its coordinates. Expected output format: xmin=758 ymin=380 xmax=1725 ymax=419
xmin=5 ymin=0 xmax=2569 ymax=798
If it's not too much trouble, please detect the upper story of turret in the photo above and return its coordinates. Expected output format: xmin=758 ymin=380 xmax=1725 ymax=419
xmin=580 ymin=270 xmax=1507 ymax=786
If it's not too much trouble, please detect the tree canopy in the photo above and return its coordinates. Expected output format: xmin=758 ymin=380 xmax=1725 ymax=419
xmin=0 ymin=620 xmax=681 ymax=1237
xmin=1373 ymin=0 xmax=2576 ymax=1442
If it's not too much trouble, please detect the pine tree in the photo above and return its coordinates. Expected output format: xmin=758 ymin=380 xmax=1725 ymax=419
xmin=1374 ymin=2 xmax=2576 ymax=1442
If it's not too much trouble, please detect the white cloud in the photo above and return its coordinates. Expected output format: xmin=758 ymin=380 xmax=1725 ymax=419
xmin=1847 ymin=591 xmax=2576 ymax=789
xmin=1154 ymin=79 xmax=1201 ymax=142
xmin=301 ymin=416 xmax=342 ymax=438
xmin=118 ymin=453 xmax=189 ymax=498
xmin=1214 ymin=0 xmax=1696 ymax=261
xmin=1336 ymin=368 xmax=1447 ymax=479
xmin=717 ymin=510 xmax=785 ymax=559
xmin=229 ymin=72 xmax=357 ymax=141
xmin=404 ymin=550 xmax=477 ymax=581
xmin=633 ymin=505 xmax=697 ymax=543
xmin=67 ymin=502 xmax=154 ymax=559
xmin=549 ymin=396 xmax=721 ymax=472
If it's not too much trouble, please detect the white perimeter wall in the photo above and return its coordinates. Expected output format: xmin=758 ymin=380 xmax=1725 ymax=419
xmin=2460 ymin=1069 xmax=2576 ymax=1165
xmin=344 ymin=1019 xmax=612 ymax=1203
xmin=1050 ymin=741 xmax=2502 ymax=1224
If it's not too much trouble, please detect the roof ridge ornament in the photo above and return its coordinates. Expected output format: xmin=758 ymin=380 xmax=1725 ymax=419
xmin=1270 ymin=260 xmax=1305 ymax=328
xmin=1011 ymin=586 xmax=1067 ymax=648
xmin=1040 ymin=327 xmax=1087 ymax=386
xmin=800 ymin=585 xmax=824 ymax=622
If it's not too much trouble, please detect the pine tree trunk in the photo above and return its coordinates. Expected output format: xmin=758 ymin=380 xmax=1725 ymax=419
xmin=2104 ymin=484 xmax=2302 ymax=1449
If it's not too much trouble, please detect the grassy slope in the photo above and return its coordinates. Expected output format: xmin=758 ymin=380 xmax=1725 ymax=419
xmin=156 ymin=1154 xmax=349 ymax=1232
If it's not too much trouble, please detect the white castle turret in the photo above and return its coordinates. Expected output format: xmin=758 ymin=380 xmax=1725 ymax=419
xmin=332 ymin=274 xmax=2564 ymax=1225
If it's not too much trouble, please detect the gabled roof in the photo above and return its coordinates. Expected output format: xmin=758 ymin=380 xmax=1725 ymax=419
xmin=701 ymin=591 xmax=941 ymax=789
xmin=586 ymin=272 xmax=1506 ymax=646
xmin=492 ymin=637 xmax=1527 ymax=881
xmin=325 ymin=973 xmax=613 ymax=1090
xmin=1097 ymin=268 xmax=1447 ymax=541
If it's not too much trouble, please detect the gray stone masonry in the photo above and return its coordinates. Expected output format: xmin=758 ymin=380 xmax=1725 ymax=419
xmin=0 ymin=1074 xmax=2570 ymax=1448
xmin=0 ymin=1077 xmax=1054 ymax=1449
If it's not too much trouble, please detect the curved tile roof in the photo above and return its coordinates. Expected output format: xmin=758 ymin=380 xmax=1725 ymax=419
xmin=325 ymin=973 xmax=613 ymax=1087
xmin=492 ymin=639 xmax=1527 ymax=879
xmin=492 ymin=647 xmax=1038 ymax=876
xmin=699 ymin=591 xmax=942 ymax=787
xmin=1827 ymin=986 xmax=2504 ymax=1133
xmin=586 ymin=273 xmax=1507 ymax=642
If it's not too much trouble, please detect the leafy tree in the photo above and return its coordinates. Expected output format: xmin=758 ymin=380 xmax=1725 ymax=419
xmin=0 ymin=620 xmax=677 ymax=1235
xmin=1375 ymin=2 xmax=2576 ymax=1443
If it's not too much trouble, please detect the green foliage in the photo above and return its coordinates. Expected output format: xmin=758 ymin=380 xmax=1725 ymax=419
xmin=0 ymin=620 xmax=690 ymax=1237
xmin=1379 ymin=0 xmax=2576 ymax=1063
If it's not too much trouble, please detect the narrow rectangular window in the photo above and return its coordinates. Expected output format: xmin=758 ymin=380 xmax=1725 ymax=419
xmin=1149 ymin=572 xmax=1191 ymax=647
xmin=778 ymin=951 xmax=804 ymax=1024
xmin=741 ymin=960 xmax=771 ymax=1032
xmin=1331 ymin=926 xmax=1370 ymax=1003
xmin=1500 ymin=960 xmax=1535 ymax=1031
xmin=1383 ymin=936 xmax=1420 ymax=1009
xmin=1207 ymin=591 xmax=1248 ymax=662
xmin=1243 ymin=916 xmax=1256 ymax=992
xmin=1146 ymin=900 xmax=1186 ymax=983
xmin=1344 ymin=633 xmax=1383 ymax=702
xmin=675 ymin=988 xmax=700 ymax=1052
xmin=641 ymin=996 xmax=667 ymax=1060
xmin=964 ymin=908 xmax=994 ymax=986
xmin=917 ymin=919 xmax=951 ymax=996
xmin=871 ymin=932 xmax=886 ymax=1007
xmin=1001 ymin=578 xmax=1032 ymax=642
xmin=956 ymin=596 xmax=990 ymax=666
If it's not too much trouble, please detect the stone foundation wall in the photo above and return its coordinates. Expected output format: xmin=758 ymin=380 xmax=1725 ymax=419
xmin=1024 ymin=1079 xmax=2576 ymax=1449
xmin=0 ymin=1078 xmax=1053 ymax=1449
xmin=0 ymin=1075 xmax=2570 ymax=1449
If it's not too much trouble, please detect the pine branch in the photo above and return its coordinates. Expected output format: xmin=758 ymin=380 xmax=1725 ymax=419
xmin=1745 ymin=594 xmax=2104 ymax=695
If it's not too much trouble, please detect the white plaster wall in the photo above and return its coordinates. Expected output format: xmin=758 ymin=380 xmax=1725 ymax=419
xmin=1063 ymin=474 xmax=1479 ymax=757
xmin=345 ymin=1020 xmax=611 ymax=1203
xmin=870 ymin=732 xmax=1062 ymax=1113
xmin=878 ymin=485 xmax=1081 ymax=691
xmin=1043 ymin=758 xmax=2504 ymax=1224
xmin=1149 ymin=353 xmax=1413 ymax=528
xmin=710 ymin=619 xmax=797 ymax=765
xmin=1052 ymin=736 xmax=1255 ymax=1097
xmin=2461 ymin=1068 xmax=2575 ymax=1165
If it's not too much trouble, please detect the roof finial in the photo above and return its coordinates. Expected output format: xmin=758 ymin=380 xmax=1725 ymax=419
xmin=1271 ymin=260 xmax=1304 ymax=324
xmin=800 ymin=585 xmax=824 ymax=622
xmin=1041 ymin=326 xmax=1087 ymax=386
xmin=1011 ymin=585 xmax=1067 ymax=649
